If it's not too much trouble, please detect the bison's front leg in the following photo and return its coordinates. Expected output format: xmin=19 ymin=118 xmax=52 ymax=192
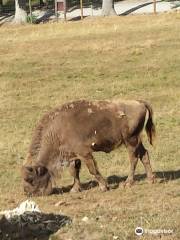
xmin=69 ymin=159 xmax=82 ymax=193
xmin=83 ymin=154 xmax=108 ymax=192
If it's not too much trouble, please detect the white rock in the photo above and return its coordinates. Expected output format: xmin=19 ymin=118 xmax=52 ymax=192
xmin=113 ymin=236 xmax=119 ymax=240
xmin=0 ymin=200 xmax=40 ymax=219
xmin=81 ymin=216 xmax=89 ymax=222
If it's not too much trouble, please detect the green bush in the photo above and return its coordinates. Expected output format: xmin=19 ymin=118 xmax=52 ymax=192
xmin=26 ymin=14 xmax=37 ymax=23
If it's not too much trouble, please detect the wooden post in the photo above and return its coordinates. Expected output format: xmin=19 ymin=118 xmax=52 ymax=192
xmin=91 ymin=3 xmax=93 ymax=16
xmin=153 ymin=0 xmax=157 ymax=14
xmin=29 ymin=0 xmax=32 ymax=23
xmin=64 ymin=0 xmax=66 ymax=21
xmin=55 ymin=0 xmax=58 ymax=21
xmin=80 ymin=0 xmax=83 ymax=20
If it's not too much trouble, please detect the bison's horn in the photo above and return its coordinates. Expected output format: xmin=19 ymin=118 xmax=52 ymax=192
xmin=36 ymin=166 xmax=48 ymax=177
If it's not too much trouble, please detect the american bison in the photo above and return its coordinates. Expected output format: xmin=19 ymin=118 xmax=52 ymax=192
xmin=22 ymin=99 xmax=155 ymax=196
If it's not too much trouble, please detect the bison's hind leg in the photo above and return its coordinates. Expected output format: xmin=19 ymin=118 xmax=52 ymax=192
xmin=69 ymin=159 xmax=82 ymax=193
xmin=124 ymin=137 xmax=139 ymax=187
xmin=124 ymin=137 xmax=155 ymax=187
xmin=138 ymin=142 xmax=155 ymax=183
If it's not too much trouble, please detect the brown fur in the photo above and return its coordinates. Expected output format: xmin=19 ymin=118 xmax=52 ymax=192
xmin=22 ymin=99 xmax=156 ymax=196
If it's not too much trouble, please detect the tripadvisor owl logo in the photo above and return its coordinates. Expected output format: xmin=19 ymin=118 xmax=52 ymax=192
xmin=135 ymin=227 xmax=144 ymax=236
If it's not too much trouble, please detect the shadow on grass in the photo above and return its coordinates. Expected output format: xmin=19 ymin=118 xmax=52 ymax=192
xmin=35 ymin=10 xmax=54 ymax=24
xmin=69 ymin=15 xmax=88 ymax=21
xmin=53 ymin=170 xmax=180 ymax=194
xmin=0 ymin=13 xmax=14 ymax=26
xmin=0 ymin=212 xmax=71 ymax=240
xmin=107 ymin=169 xmax=180 ymax=186
xmin=119 ymin=1 xmax=162 ymax=16
xmin=53 ymin=180 xmax=98 ymax=194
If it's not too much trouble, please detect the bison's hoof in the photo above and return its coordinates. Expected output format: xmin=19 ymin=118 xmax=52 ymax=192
xmin=123 ymin=179 xmax=135 ymax=188
xmin=148 ymin=175 xmax=156 ymax=184
xmin=99 ymin=185 xmax=109 ymax=192
xmin=70 ymin=186 xmax=82 ymax=193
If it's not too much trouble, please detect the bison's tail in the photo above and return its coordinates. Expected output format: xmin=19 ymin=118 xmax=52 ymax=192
xmin=144 ymin=102 xmax=156 ymax=145
xmin=139 ymin=101 xmax=156 ymax=145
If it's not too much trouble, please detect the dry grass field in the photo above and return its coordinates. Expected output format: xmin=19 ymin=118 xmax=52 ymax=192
xmin=0 ymin=13 xmax=180 ymax=240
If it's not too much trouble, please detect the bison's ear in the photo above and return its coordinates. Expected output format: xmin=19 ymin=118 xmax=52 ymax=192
xmin=35 ymin=166 xmax=48 ymax=177
xmin=21 ymin=166 xmax=34 ymax=177
xmin=21 ymin=166 xmax=34 ymax=184
xmin=25 ymin=166 xmax=34 ymax=172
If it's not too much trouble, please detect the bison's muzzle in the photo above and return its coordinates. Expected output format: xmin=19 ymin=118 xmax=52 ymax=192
xmin=22 ymin=165 xmax=53 ymax=196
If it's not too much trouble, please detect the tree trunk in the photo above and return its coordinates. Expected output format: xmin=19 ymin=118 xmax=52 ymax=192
xmin=40 ymin=0 xmax=44 ymax=7
xmin=102 ymin=0 xmax=117 ymax=16
xmin=14 ymin=0 xmax=27 ymax=24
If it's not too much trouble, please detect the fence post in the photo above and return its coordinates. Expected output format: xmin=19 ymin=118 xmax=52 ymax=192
xmin=55 ymin=0 xmax=58 ymax=21
xmin=80 ymin=0 xmax=83 ymax=19
xmin=64 ymin=0 xmax=66 ymax=21
xmin=29 ymin=0 xmax=32 ymax=23
xmin=91 ymin=2 xmax=93 ymax=16
xmin=153 ymin=0 xmax=157 ymax=14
